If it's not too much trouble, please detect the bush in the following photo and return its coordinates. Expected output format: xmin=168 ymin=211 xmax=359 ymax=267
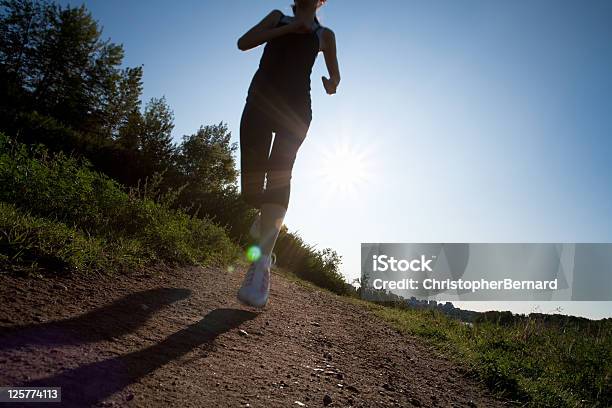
xmin=273 ymin=228 xmax=350 ymax=295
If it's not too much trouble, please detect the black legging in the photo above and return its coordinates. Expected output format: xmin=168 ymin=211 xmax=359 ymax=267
xmin=240 ymin=92 xmax=311 ymax=210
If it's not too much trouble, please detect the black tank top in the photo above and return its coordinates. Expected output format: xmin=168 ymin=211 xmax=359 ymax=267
xmin=247 ymin=12 xmax=323 ymax=109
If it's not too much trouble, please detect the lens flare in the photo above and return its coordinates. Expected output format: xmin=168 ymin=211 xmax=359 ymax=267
xmin=246 ymin=246 xmax=261 ymax=262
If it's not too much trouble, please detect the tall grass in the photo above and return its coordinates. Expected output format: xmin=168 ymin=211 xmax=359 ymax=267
xmin=0 ymin=133 xmax=239 ymax=275
xmin=273 ymin=227 xmax=353 ymax=296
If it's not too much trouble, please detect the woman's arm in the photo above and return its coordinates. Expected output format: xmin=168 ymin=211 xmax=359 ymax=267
xmin=237 ymin=10 xmax=310 ymax=51
xmin=321 ymin=28 xmax=341 ymax=95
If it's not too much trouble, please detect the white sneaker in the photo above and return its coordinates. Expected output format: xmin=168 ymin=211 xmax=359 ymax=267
xmin=249 ymin=213 xmax=261 ymax=239
xmin=237 ymin=254 xmax=272 ymax=308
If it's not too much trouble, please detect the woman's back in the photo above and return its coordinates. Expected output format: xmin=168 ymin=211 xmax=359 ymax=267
xmin=248 ymin=12 xmax=323 ymax=105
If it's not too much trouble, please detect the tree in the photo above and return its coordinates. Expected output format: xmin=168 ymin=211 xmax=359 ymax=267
xmin=170 ymin=123 xmax=243 ymax=226
xmin=139 ymin=96 xmax=175 ymax=175
xmin=0 ymin=0 xmax=133 ymax=140
xmin=0 ymin=0 xmax=47 ymax=110
xmin=104 ymin=66 xmax=144 ymax=141
xmin=175 ymin=123 xmax=238 ymax=193
xmin=0 ymin=0 xmax=47 ymax=87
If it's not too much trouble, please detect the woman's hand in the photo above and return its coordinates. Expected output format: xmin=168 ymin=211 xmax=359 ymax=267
xmin=238 ymin=10 xmax=293 ymax=51
xmin=322 ymin=76 xmax=338 ymax=95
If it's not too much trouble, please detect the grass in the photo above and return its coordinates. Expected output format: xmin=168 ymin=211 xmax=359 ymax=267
xmin=0 ymin=133 xmax=240 ymax=275
xmin=343 ymin=297 xmax=611 ymax=407
xmin=0 ymin=201 xmax=148 ymax=274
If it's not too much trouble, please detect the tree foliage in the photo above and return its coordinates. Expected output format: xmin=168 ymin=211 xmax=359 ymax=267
xmin=0 ymin=0 xmax=252 ymax=241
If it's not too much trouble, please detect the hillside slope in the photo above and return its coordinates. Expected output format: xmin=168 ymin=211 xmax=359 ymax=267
xmin=0 ymin=265 xmax=507 ymax=407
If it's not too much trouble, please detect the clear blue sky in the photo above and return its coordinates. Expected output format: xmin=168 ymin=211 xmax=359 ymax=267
xmin=66 ymin=0 xmax=612 ymax=319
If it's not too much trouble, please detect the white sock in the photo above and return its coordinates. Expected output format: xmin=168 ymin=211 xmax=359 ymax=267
xmin=259 ymin=203 xmax=287 ymax=257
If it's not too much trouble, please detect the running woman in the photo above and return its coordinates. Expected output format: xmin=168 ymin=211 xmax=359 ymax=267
xmin=236 ymin=0 xmax=341 ymax=308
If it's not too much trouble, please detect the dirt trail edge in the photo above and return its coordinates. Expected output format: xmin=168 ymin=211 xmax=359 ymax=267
xmin=0 ymin=265 xmax=508 ymax=408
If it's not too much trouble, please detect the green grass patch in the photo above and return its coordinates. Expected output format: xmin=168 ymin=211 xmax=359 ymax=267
xmin=0 ymin=133 xmax=239 ymax=275
xmin=369 ymin=304 xmax=611 ymax=407
xmin=0 ymin=202 xmax=148 ymax=274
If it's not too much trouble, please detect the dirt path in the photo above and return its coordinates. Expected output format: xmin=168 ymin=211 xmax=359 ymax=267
xmin=0 ymin=265 xmax=508 ymax=407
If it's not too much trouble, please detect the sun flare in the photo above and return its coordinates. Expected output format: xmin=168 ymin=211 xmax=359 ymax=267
xmin=318 ymin=141 xmax=371 ymax=193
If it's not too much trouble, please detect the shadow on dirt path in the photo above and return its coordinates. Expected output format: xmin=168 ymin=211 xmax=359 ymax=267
xmin=8 ymin=306 xmax=258 ymax=407
xmin=0 ymin=288 xmax=191 ymax=351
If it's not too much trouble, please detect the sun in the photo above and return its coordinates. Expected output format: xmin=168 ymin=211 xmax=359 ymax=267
xmin=318 ymin=141 xmax=371 ymax=193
